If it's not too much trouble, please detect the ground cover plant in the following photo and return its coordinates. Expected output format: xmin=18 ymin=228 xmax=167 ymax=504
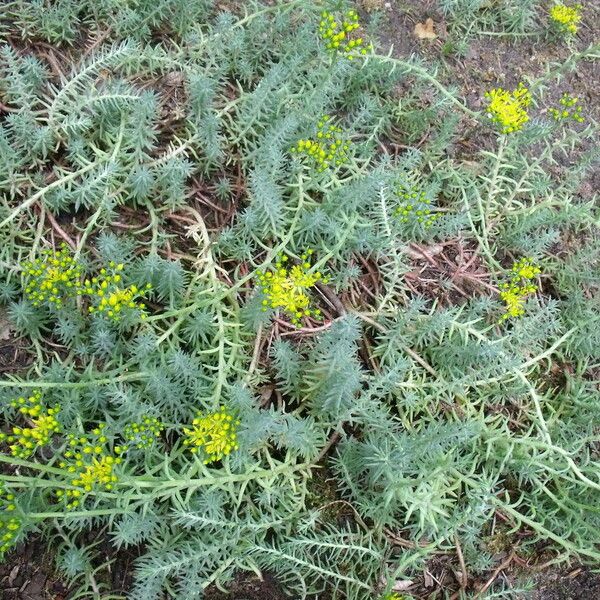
xmin=0 ymin=0 xmax=598 ymax=598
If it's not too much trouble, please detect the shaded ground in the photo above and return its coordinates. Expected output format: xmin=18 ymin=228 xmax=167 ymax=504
xmin=204 ymin=573 xmax=290 ymax=600
xmin=0 ymin=542 xmax=68 ymax=600
xmin=531 ymin=568 xmax=600 ymax=600
xmin=0 ymin=542 xmax=290 ymax=600
xmin=0 ymin=537 xmax=139 ymax=600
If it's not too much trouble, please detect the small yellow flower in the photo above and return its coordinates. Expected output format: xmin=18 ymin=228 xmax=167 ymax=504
xmin=291 ymin=116 xmax=350 ymax=172
xmin=549 ymin=93 xmax=585 ymax=123
xmin=500 ymin=286 xmax=527 ymax=319
xmin=0 ymin=483 xmax=21 ymax=555
xmin=319 ymin=10 xmax=369 ymax=59
xmin=22 ymin=244 xmax=83 ymax=309
xmin=0 ymin=516 xmax=21 ymax=554
xmin=511 ymin=257 xmax=541 ymax=281
xmin=0 ymin=391 xmax=61 ymax=458
xmin=485 ymin=83 xmax=532 ymax=134
xmin=257 ymin=251 xmax=324 ymax=325
xmin=549 ymin=3 xmax=582 ymax=35
xmin=71 ymin=455 xmax=119 ymax=493
xmin=57 ymin=424 xmax=122 ymax=509
xmin=83 ymin=263 xmax=151 ymax=322
xmin=500 ymin=258 xmax=540 ymax=321
xmin=394 ymin=187 xmax=439 ymax=228
xmin=183 ymin=407 xmax=240 ymax=464
xmin=124 ymin=416 xmax=164 ymax=449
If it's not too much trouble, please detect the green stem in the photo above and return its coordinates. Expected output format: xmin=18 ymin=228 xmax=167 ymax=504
xmin=455 ymin=469 xmax=600 ymax=561
xmin=500 ymin=500 xmax=600 ymax=561
xmin=0 ymin=370 xmax=149 ymax=388
xmin=0 ymin=162 xmax=98 ymax=230
xmin=0 ymin=454 xmax=67 ymax=476
xmin=129 ymin=461 xmax=311 ymax=491
xmin=370 ymin=53 xmax=481 ymax=119
xmin=28 ymin=508 xmax=130 ymax=519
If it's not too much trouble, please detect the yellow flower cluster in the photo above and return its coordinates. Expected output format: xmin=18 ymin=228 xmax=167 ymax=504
xmin=21 ymin=246 xmax=151 ymax=323
xmin=183 ymin=407 xmax=240 ymax=464
xmin=124 ymin=416 xmax=164 ymax=449
xmin=485 ymin=83 xmax=532 ymax=134
xmin=500 ymin=258 xmax=540 ymax=321
xmin=0 ymin=516 xmax=20 ymax=555
xmin=22 ymin=244 xmax=83 ymax=309
xmin=395 ymin=189 xmax=439 ymax=228
xmin=56 ymin=424 xmax=122 ymax=509
xmin=511 ymin=257 xmax=541 ymax=281
xmin=550 ymin=3 xmax=582 ymax=35
xmin=291 ymin=116 xmax=350 ymax=172
xmin=82 ymin=262 xmax=151 ymax=322
xmin=257 ymin=251 xmax=324 ymax=325
xmin=0 ymin=390 xmax=61 ymax=458
xmin=319 ymin=10 xmax=368 ymax=60
xmin=549 ymin=93 xmax=584 ymax=123
xmin=0 ymin=483 xmax=20 ymax=555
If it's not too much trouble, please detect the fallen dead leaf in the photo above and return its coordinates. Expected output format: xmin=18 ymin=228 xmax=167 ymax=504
xmin=378 ymin=576 xmax=414 ymax=593
xmin=392 ymin=579 xmax=414 ymax=591
xmin=0 ymin=307 xmax=13 ymax=341
xmin=414 ymin=18 xmax=437 ymax=40
xmin=8 ymin=563 xmax=20 ymax=586
xmin=424 ymin=570 xmax=435 ymax=587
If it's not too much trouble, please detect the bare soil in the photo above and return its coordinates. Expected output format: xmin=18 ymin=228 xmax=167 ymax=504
xmin=204 ymin=573 xmax=291 ymax=600
xmin=531 ymin=567 xmax=600 ymax=600
xmin=0 ymin=541 xmax=68 ymax=600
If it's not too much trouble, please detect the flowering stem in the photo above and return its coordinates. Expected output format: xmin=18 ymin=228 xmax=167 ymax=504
xmin=516 ymin=371 xmax=552 ymax=445
xmin=0 ymin=454 xmax=68 ymax=476
xmin=529 ymin=42 xmax=600 ymax=92
xmin=481 ymin=135 xmax=508 ymax=253
xmin=229 ymin=0 xmax=309 ymax=30
xmin=369 ymin=53 xmax=481 ymax=120
xmin=477 ymin=31 xmax=541 ymax=37
xmin=1 ymin=451 xmax=313 ymax=516
xmin=499 ymin=500 xmax=600 ymax=561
